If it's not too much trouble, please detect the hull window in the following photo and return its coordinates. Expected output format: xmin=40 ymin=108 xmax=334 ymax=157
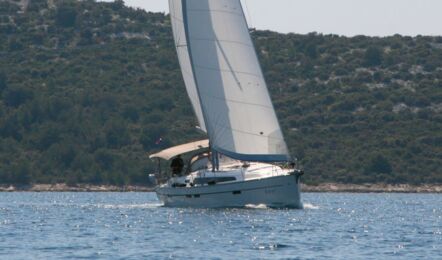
xmin=194 ymin=177 xmax=236 ymax=185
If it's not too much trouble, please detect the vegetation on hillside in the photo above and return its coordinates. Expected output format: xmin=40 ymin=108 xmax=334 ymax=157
xmin=0 ymin=0 xmax=441 ymax=186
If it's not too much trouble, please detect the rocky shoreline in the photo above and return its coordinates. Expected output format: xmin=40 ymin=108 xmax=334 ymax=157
xmin=302 ymin=183 xmax=442 ymax=193
xmin=1 ymin=183 xmax=441 ymax=193
xmin=0 ymin=184 xmax=154 ymax=192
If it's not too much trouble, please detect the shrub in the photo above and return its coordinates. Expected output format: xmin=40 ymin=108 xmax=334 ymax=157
xmin=364 ymin=46 xmax=383 ymax=66
xmin=365 ymin=155 xmax=393 ymax=174
xmin=56 ymin=5 xmax=77 ymax=27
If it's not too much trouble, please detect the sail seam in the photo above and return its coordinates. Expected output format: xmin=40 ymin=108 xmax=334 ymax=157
xmin=199 ymin=92 xmax=274 ymax=110
xmin=193 ymin=65 xmax=262 ymax=79
xmin=212 ymin=122 xmax=285 ymax=141
xmin=189 ymin=38 xmax=253 ymax=48
xmin=187 ymin=9 xmax=243 ymax=17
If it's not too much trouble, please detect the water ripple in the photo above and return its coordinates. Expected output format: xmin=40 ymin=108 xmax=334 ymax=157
xmin=302 ymin=202 xmax=320 ymax=210
xmin=0 ymin=192 xmax=440 ymax=259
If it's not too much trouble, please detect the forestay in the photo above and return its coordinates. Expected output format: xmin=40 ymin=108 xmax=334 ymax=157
xmin=171 ymin=0 xmax=290 ymax=162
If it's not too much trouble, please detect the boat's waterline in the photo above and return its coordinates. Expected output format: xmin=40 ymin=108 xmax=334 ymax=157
xmin=155 ymin=174 xmax=302 ymax=209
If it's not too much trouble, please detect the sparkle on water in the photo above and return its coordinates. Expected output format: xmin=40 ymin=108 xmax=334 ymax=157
xmin=0 ymin=192 xmax=441 ymax=259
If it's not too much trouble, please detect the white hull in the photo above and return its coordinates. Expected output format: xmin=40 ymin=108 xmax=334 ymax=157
xmin=155 ymin=173 xmax=302 ymax=208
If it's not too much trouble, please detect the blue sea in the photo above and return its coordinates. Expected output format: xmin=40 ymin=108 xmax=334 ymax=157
xmin=0 ymin=192 xmax=440 ymax=259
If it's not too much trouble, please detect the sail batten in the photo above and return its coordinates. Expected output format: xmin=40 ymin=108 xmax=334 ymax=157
xmin=170 ymin=0 xmax=290 ymax=162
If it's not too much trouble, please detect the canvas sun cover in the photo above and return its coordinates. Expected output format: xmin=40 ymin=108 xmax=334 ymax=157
xmin=149 ymin=139 xmax=209 ymax=160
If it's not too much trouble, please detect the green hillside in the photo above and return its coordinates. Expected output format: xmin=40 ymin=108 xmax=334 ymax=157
xmin=0 ymin=0 xmax=441 ymax=186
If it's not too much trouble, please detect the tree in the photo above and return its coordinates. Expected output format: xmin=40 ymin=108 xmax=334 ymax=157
xmin=3 ymin=87 xmax=33 ymax=108
xmin=305 ymin=43 xmax=318 ymax=59
xmin=111 ymin=0 xmax=125 ymax=11
xmin=94 ymin=149 xmax=114 ymax=170
xmin=9 ymin=160 xmax=32 ymax=185
xmin=364 ymin=46 xmax=383 ymax=66
xmin=104 ymin=120 xmax=130 ymax=149
xmin=8 ymin=37 xmax=23 ymax=51
xmin=365 ymin=155 xmax=393 ymax=174
xmin=56 ymin=5 xmax=77 ymax=27
xmin=0 ymin=72 xmax=7 ymax=92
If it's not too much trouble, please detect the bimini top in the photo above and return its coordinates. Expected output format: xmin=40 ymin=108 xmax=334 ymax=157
xmin=149 ymin=139 xmax=209 ymax=160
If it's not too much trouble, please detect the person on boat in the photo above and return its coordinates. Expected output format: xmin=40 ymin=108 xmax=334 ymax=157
xmin=171 ymin=155 xmax=184 ymax=176
xmin=290 ymin=161 xmax=296 ymax=169
xmin=211 ymin=150 xmax=219 ymax=172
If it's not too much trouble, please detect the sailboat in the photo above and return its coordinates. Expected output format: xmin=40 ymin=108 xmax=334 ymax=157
xmin=150 ymin=0 xmax=304 ymax=208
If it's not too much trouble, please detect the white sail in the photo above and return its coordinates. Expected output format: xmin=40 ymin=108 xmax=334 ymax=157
xmin=169 ymin=0 xmax=207 ymax=132
xmin=173 ymin=0 xmax=290 ymax=162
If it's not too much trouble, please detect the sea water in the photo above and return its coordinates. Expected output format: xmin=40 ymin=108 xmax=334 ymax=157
xmin=0 ymin=192 xmax=440 ymax=259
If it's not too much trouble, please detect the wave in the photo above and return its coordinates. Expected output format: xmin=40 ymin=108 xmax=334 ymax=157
xmin=245 ymin=204 xmax=269 ymax=209
xmin=302 ymin=202 xmax=319 ymax=210
xmin=255 ymin=243 xmax=291 ymax=250
xmin=83 ymin=203 xmax=163 ymax=209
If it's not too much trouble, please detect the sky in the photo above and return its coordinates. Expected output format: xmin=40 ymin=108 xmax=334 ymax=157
xmin=102 ymin=0 xmax=442 ymax=36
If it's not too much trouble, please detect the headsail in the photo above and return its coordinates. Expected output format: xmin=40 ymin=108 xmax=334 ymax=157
xmin=170 ymin=0 xmax=290 ymax=162
xmin=169 ymin=0 xmax=207 ymax=132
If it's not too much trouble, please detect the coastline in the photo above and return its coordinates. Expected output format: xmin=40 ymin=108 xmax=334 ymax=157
xmin=302 ymin=183 xmax=442 ymax=193
xmin=1 ymin=183 xmax=441 ymax=193
xmin=0 ymin=184 xmax=154 ymax=192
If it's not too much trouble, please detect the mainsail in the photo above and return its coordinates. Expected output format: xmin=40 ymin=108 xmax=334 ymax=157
xmin=169 ymin=0 xmax=290 ymax=162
